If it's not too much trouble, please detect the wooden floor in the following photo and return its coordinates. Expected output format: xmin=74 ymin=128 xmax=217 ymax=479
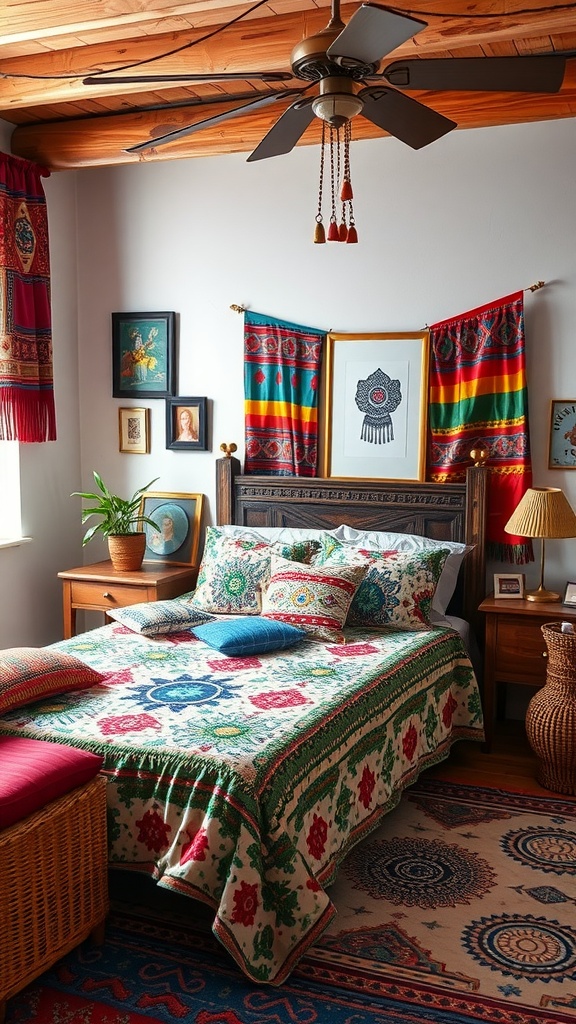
xmin=431 ymin=720 xmax=576 ymax=797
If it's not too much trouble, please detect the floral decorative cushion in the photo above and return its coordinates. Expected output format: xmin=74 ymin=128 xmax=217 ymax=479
xmin=0 ymin=648 xmax=105 ymax=715
xmin=192 ymin=616 xmax=306 ymax=656
xmin=190 ymin=527 xmax=321 ymax=615
xmin=261 ymin=555 xmax=367 ymax=643
xmin=318 ymin=544 xmax=451 ymax=630
xmin=107 ymin=600 xmax=216 ymax=636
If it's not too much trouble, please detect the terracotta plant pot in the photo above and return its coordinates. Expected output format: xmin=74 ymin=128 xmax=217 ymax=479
xmin=107 ymin=533 xmax=146 ymax=572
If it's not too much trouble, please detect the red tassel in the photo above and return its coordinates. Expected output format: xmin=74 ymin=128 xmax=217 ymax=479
xmin=346 ymin=224 xmax=358 ymax=243
xmin=338 ymin=221 xmax=348 ymax=242
xmin=314 ymin=221 xmax=326 ymax=244
xmin=340 ymin=179 xmax=353 ymax=201
xmin=327 ymin=220 xmax=340 ymax=242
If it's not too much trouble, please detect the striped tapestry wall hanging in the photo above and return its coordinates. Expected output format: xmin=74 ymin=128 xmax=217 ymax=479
xmin=0 ymin=152 xmax=55 ymax=442
xmin=244 ymin=310 xmax=325 ymax=476
xmin=427 ymin=290 xmax=533 ymax=564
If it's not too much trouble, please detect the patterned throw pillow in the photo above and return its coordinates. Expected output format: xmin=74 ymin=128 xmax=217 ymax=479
xmin=319 ymin=544 xmax=451 ymax=630
xmin=107 ymin=600 xmax=216 ymax=636
xmin=261 ymin=555 xmax=367 ymax=643
xmin=192 ymin=616 xmax=306 ymax=656
xmin=0 ymin=648 xmax=105 ymax=715
xmin=190 ymin=527 xmax=321 ymax=615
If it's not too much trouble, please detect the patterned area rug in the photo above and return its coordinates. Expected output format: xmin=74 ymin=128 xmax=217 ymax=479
xmin=7 ymin=777 xmax=576 ymax=1024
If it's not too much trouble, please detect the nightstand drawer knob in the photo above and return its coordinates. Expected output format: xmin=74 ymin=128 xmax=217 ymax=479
xmin=102 ymin=591 xmax=112 ymax=599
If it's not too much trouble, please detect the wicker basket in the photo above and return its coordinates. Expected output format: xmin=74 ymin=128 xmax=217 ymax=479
xmin=0 ymin=773 xmax=109 ymax=1019
xmin=525 ymin=622 xmax=576 ymax=795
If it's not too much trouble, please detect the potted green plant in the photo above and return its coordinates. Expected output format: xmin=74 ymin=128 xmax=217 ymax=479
xmin=72 ymin=471 xmax=161 ymax=571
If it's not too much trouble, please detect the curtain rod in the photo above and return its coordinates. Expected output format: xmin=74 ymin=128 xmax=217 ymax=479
xmin=231 ymin=283 xmax=546 ymax=313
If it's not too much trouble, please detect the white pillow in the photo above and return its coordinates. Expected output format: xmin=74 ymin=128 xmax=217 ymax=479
xmin=333 ymin=525 xmax=473 ymax=616
xmin=218 ymin=525 xmax=335 ymax=545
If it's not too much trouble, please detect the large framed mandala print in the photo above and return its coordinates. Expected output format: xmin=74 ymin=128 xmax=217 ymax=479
xmin=320 ymin=331 xmax=430 ymax=481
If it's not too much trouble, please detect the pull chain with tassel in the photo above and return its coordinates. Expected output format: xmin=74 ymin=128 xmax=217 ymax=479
xmin=313 ymin=118 xmax=358 ymax=244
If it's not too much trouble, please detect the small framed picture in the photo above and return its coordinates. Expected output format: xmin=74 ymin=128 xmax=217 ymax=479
xmin=166 ymin=396 xmax=208 ymax=451
xmin=118 ymin=407 xmax=150 ymax=454
xmin=563 ymin=581 xmax=576 ymax=607
xmin=494 ymin=572 xmax=525 ymax=599
xmin=139 ymin=491 xmax=204 ymax=566
xmin=112 ymin=311 xmax=176 ymax=399
xmin=548 ymin=399 xmax=576 ymax=469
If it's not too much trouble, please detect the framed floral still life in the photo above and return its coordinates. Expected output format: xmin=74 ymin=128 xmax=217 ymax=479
xmin=112 ymin=311 xmax=176 ymax=399
xmin=320 ymin=331 xmax=430 ymax=480
xmin=139 ymin=491 xmax=204 ymax=566
xmin=118 ymin=407 xmax=149 ymax=454
xmin=166 ymin=396 xmax=208 ymax=451
xmin=549 ymin=400 xmax=576 ymax=469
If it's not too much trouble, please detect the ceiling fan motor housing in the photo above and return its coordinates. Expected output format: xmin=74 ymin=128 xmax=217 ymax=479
xmin=311 ymin=77 xmax=364 ymax=126
xmin=290 ymin=27 xmax=379 ymax=82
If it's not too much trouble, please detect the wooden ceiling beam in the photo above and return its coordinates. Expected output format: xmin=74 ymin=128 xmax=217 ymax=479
xmin=1 ymin=3 xmax=574 ymax=111
xmin=11 ymin=61 xmax=576 ymax=170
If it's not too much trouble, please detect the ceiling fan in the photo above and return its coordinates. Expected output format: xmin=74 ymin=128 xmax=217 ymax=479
xmin=82 ymin=1 xmax=568 ymax=160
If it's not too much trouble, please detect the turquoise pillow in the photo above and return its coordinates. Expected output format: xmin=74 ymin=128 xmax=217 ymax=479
xmin=191 ymin=616 xmax=306 ymax=656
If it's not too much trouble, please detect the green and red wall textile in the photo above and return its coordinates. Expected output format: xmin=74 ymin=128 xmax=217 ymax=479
xmin=0 ymin=152 xmax=55 ymax=442
xmin=427 ymin=290 xmax=533 ymax=563
xmin=244 ymin=310 xmax=325 ymax=476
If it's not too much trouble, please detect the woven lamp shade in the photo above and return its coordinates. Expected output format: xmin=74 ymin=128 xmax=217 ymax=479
xmin=504 ymin=487 xmax=576 ymax=539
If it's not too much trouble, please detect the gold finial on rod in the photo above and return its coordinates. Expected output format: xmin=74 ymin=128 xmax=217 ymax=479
xmin=469 ymin=447 xmax=489 ymax=467
xmin=230 ymin=304 xmax=246 ymax=313
xmin=527 ymin=281 xmax=546 ymax=292
xmin=220 ymin=442 xmax=238 ymax=458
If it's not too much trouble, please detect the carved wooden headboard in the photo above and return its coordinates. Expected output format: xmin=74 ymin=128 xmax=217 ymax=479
xmin=215 ymin=456 xmax=488 ymax=636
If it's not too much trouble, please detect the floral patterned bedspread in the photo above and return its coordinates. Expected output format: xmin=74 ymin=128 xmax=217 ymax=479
xmin=0 ymin=621 xmax=484 ymax=983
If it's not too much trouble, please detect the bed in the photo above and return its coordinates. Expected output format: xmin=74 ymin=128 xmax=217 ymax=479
xmin=0 ymin=458 xmax=487 ymax=985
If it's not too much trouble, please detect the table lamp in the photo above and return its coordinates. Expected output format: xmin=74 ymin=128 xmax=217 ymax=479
xmin=504 ymin=486 xmax=576 ymax=602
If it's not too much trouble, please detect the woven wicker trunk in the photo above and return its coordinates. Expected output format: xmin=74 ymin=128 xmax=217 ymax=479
xmin=525 ymin=622 xmax=576 ymax=795
xmin=0 ymin=773 xmax=109 ymax=1020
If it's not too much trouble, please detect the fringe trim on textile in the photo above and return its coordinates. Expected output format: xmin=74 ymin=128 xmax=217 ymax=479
xmin=360 ymin=416 xmax=393 ymax=444
xmin=488 ymin=540 xmax=534 ymax=565
xmin=0 ymin=387 xmax=56 ymax=442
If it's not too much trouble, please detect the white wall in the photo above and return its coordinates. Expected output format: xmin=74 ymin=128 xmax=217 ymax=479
xmin=2 ymin=115 xmax=576 ymax=646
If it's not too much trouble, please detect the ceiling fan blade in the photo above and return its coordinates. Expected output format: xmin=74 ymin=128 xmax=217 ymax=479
xmin=359 ymin=85 xmax=456 ymax=149
xmin=327 ymin=4 xmax=426 ymax=69
xmin=125 ymin=90 xmax=303 ymax=153
xmin=382 ymin=55 xmax=567 ymax=93
xmin=247 ymin=97 xmax=315 ymax=161
xmin=83 ymin=71 xmax=293 ymax=86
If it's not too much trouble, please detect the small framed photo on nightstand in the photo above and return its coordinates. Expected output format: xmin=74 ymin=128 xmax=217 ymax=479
xmin=563 ymin=581 xmax=576 ymax=607
xmin=494 ymin=572 xmax=525 ymax=599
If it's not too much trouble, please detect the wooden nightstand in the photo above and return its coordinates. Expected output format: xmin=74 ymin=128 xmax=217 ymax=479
xmin=58 ymin=560 xmax=198 ymax=639
xmin=479 ymin=594 xmax=576 ymax=752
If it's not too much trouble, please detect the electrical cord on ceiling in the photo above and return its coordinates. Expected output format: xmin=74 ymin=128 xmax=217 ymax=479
xmin=0 ymin=0 xmax=272 ymax=80
xmin=1 ymin=0 xmax=575 ymax=82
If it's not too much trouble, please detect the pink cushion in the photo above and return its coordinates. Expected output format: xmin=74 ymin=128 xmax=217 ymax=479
xmin=0 ymin=736 xmax=104 ymax=829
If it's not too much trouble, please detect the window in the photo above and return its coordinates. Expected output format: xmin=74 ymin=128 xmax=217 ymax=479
xmin=0 ymin=441 xmax=23 ymax=543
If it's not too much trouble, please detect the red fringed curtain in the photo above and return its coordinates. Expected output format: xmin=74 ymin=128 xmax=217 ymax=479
xmin=244 ymin=311 xmax=325 ymax=476
xmin=427 ymin=290 xmax=533 ymax=564
xmin=0 ymin=152 xmax=55 ymax=441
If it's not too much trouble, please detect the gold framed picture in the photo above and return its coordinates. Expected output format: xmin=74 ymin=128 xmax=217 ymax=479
xmin=139 ymin=491 xmax=204 ymax=566
xmin=118 ymin=407 xmax=150 ymax=454
xmin=320 ymin=331 xmax=430 ymax=480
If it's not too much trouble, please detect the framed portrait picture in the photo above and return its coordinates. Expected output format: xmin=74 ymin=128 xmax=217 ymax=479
xmin=166 ymin=396 xmax=208 ymax=451
xmin=112 ymin=311 xmax=176 ymax=399
xmin=138 ymin=491 xmax=204 ymax=566
xmin=563 ymin=581 xmax=576 ymax=607
xmin=118 ymin=407 xmax=150 ymax=454
xmin=494 ymin=572 xmax=525 ymax=599
xmin=320 ymin=331 xmax=430 ymax=480
xmin=549 ymin=400 xmax=576 ymax=469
